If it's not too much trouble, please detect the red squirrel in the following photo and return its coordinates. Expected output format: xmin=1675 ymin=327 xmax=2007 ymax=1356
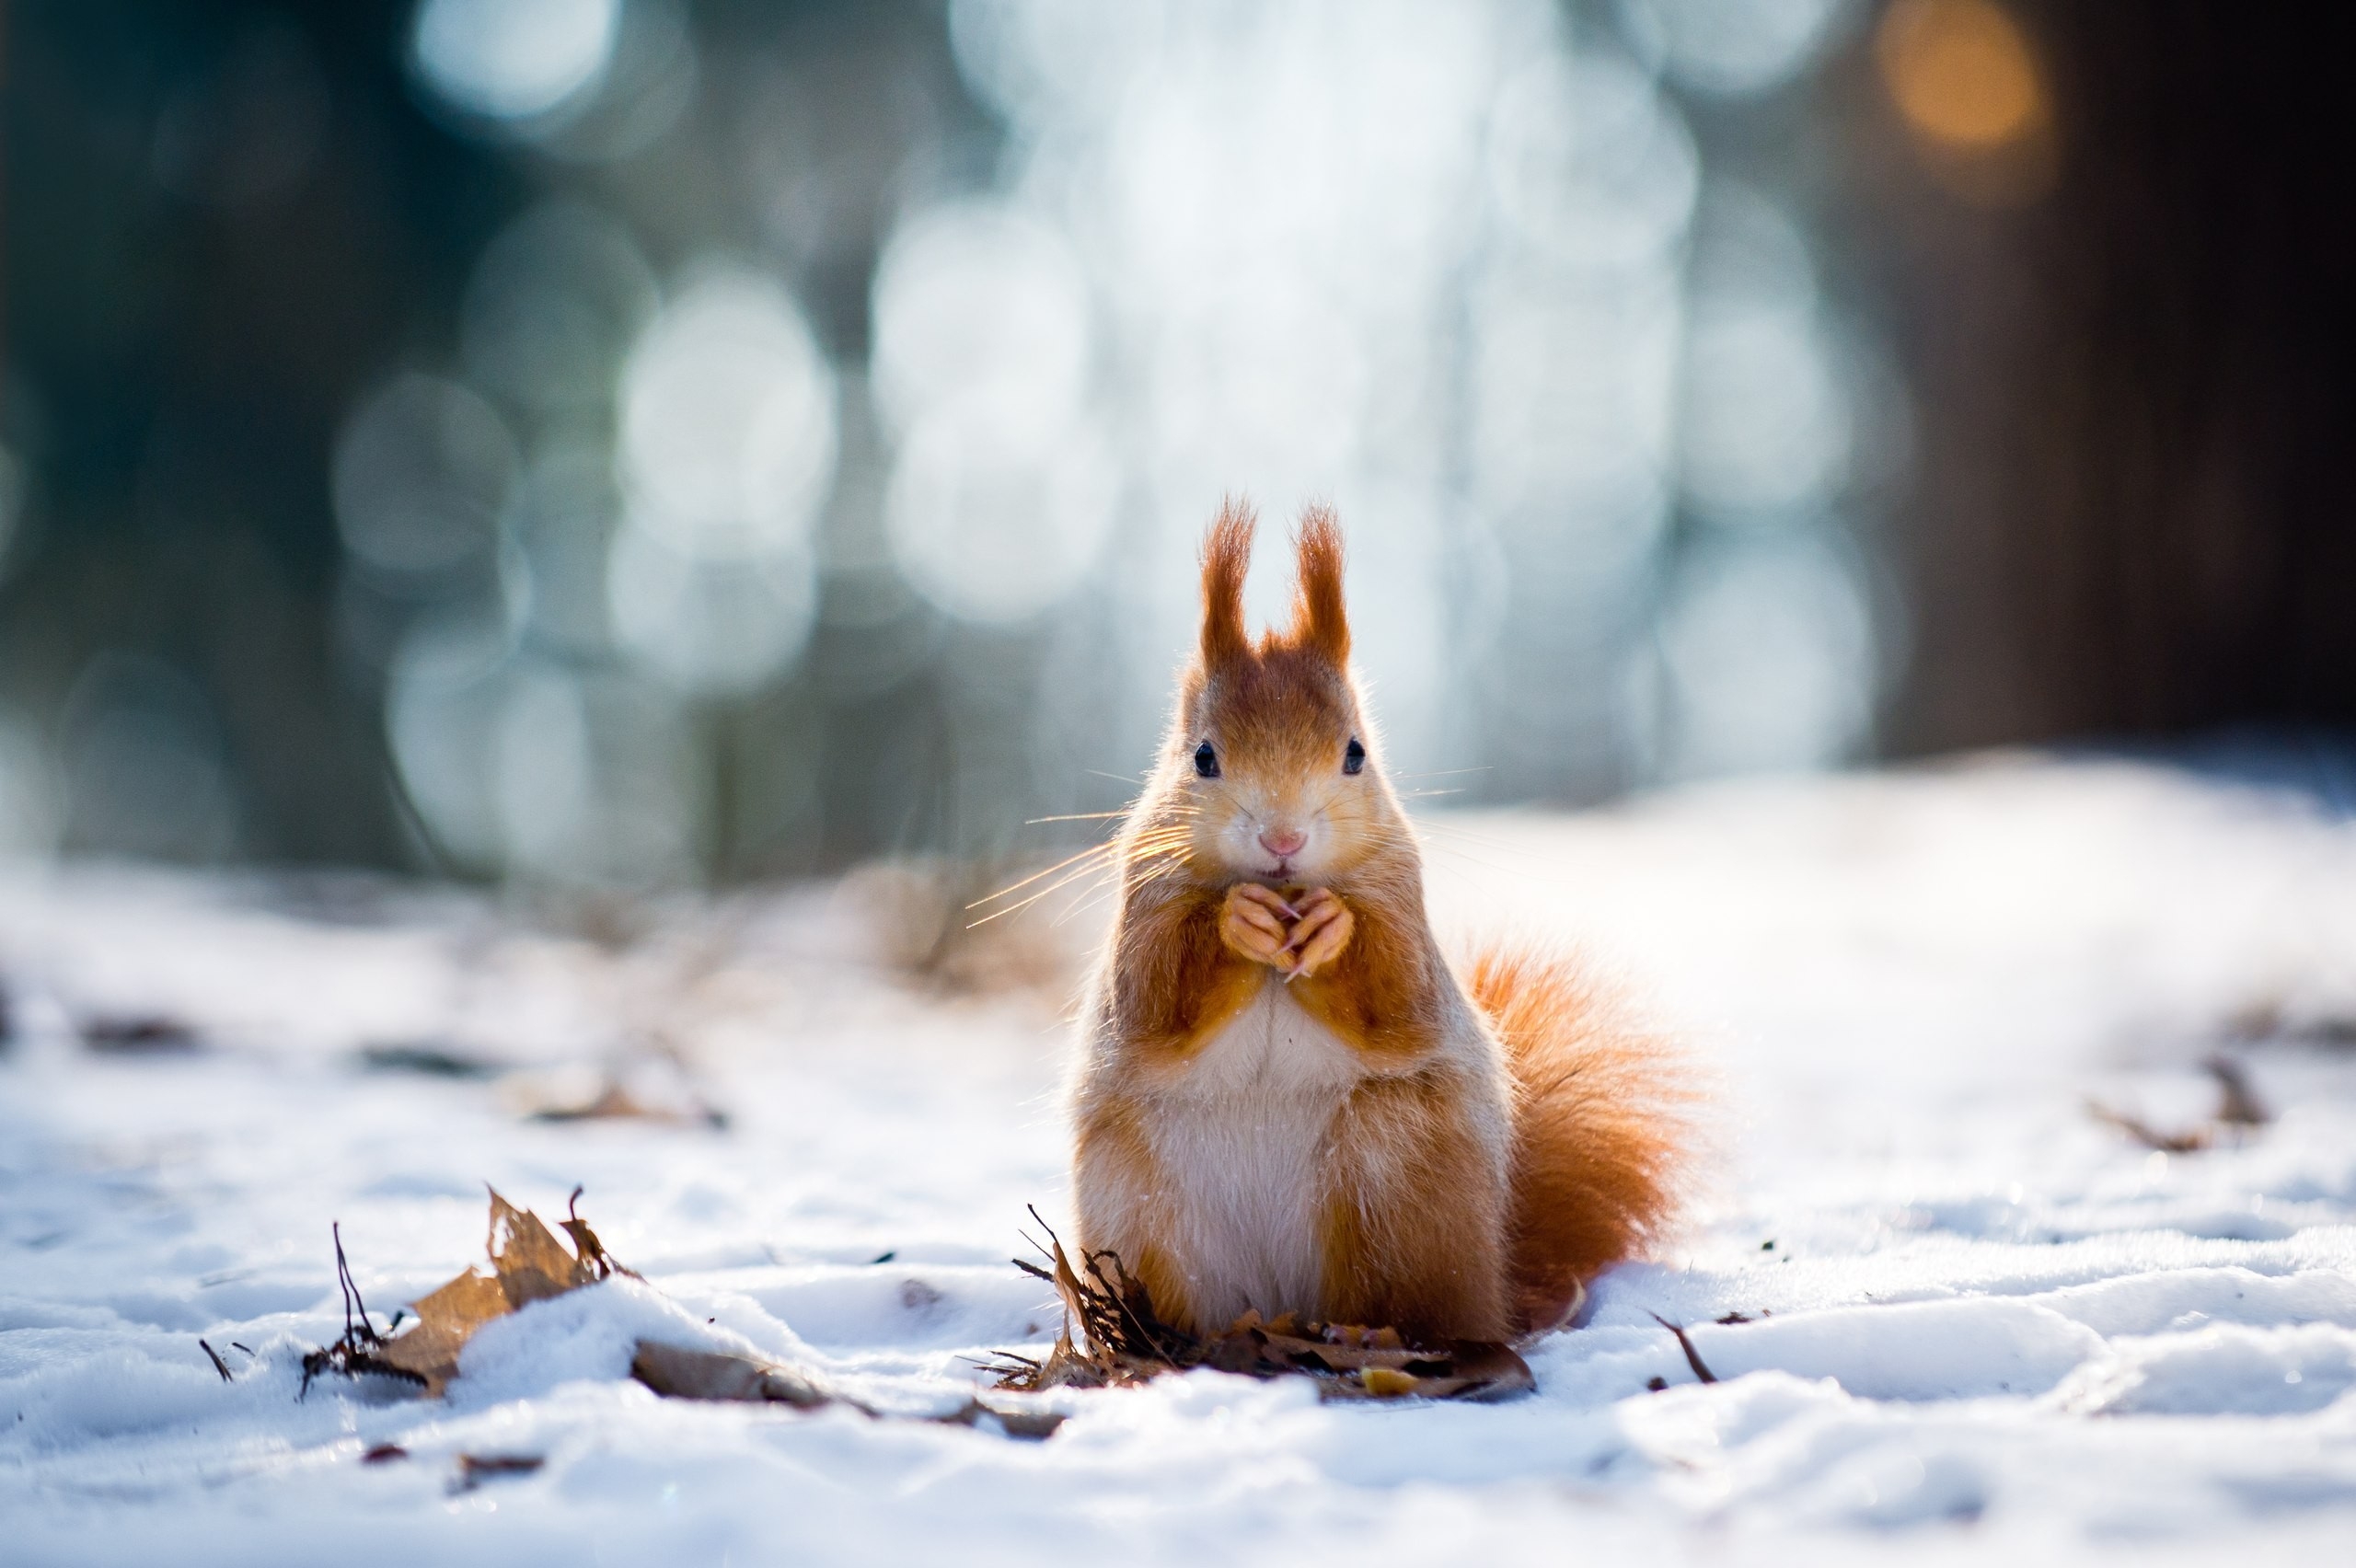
xmin=1070 ymin=502 xmax=1692 ymax=1344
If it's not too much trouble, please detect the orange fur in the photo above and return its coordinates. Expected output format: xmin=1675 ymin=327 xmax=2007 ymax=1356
xmin=1200 ymin=498 xmax=1255 ymax=672
xmin=1288 ymin=504 xmax=1349 ymax=663
xmin=1319 ymin=1068 xmax=1510 ymax=1342
xmin=1468 ymin=946 xmax=1695 ymax=1332
xmin=1068 ymin=1093 xmax=1193 ymax=1319
xmin=1071 ymin=502 xmax=1692 ymax=1344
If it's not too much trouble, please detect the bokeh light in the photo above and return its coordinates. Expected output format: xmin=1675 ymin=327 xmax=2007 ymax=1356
xmin=5 ymin=0 xmax=1920 ymax=883
xmin=1877 ymin=0 xmax=2044 ymax=151
xmin=0 ymin=709 xmax=59 ymax=856
xmin=1622 ymin=0 xmax=1854 ymax=98
xmin=362 ymin=0 xmax=1910 ymax=871
xmin=884 ymin=412 xmax=1117 ymax=627
xmin=461 ymin=200 xmax=658 ymax=415
xmin=1681 ymin=303 xmax=1854 ymax=515
xmin=606 ymin=521 xmax=817 ymax=698
xmin=872 ymin=202 xmax=1109 ymax=624
xmin=332 ymin=374 xmax=520 ymax=580
xmin=616 ymin=267 xmax=837 ymax=563
xmin=410 ymin=0 xmax=620 ymax=122
xmin=58 ymin=654 xmax=238 ymax=861
xmin=384 ymin=612 xmax=520 ymax=866
xmin=1657 ymin=532 xmax=1877 ymax=778
xmin=1485 ymin=52 xmax=1699 ymax=271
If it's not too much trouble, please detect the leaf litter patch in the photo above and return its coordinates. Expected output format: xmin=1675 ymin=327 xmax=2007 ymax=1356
xmin=987 ymin=1210 xmax=1535 ymax=1402
xmin=298 ymin=1190 xmax=1540 ymax=1482
xmin=300 ymin=1186 xmax=1065 ymax=1445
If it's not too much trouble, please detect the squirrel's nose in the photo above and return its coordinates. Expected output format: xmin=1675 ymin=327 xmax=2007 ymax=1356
xmin=1258 ymin=826 xmax=1306 ymax=859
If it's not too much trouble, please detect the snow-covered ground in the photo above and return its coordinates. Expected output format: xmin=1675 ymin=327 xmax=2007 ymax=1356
xmin=6 ymin=755 xmax=2356 ymax=1565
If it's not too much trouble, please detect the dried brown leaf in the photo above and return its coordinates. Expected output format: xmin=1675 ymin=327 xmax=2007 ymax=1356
xmin=629 ymin=1341 xmax=833 ymax=1410
xmin=489 ymin=1188 xmax=595 ymax=1306
xmin=2086 ymin=1100 xmax=2213 ymax=1153
xmin=322 ymin=1189 xmax=628 ymax=1398
xmin=454 ymin=1453 xmax=543 ymax=1491
xmin=377 ymin=1268 xmax=510 ymax=1393
xmin=633 ymin=1340 xmax=1065 ymax=1439
xmin=990 ymin=1210 xmax=1533 ymax=1402
xmin=935 ymin=1398 xmax=1066 ymax=1440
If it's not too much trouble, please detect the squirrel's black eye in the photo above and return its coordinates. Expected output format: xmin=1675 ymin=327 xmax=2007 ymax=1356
xmin=1194 ymin=742 xmax=1220 ymax=778
xmin=1343 ymin=737 xmax=1366 ymax=776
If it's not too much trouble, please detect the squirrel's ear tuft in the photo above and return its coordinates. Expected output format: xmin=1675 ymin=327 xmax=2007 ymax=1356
xmin=1289 ymin=504 xmax=1349 ymax=664
xmin=1199 ymin=498 xmax=1255 ymax=670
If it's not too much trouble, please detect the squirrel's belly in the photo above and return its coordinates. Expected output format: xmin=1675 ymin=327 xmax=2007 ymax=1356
xmin=1142 ymin=979 xmax=1364 ymax=1329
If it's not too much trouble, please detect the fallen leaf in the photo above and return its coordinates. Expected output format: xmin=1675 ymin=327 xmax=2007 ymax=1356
xmin=319 ymin=1188 xmax=630 ymax=1397
xmin=629 ymin=1342 xmax=832 ymax=1410
xmin=454 ymin=1453 xmax=543 ymax=1491
xmin=632 ymin=1340 xmax=1065 ymax=1439
xmin=489 ymin=1189 xmax=595 ymax=1307
xmin=935 ymin=1398 xmax=1066 ymax=1440
xmin=990 ymin=1208 xmax=1533 ymax=1402
xmin=376 ymin=1269 xmax=509 ymax=1393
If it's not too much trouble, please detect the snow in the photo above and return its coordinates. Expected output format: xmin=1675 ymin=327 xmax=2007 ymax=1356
xmin=5 ymin=755 xmax=2356 ymax=1564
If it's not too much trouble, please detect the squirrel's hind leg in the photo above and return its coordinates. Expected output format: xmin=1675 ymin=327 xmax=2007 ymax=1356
xmin=1071 ymin=1095 xmax=1201 ymax=1333
xmin=1315 ymin=1071 xmax=1512 ymax=1344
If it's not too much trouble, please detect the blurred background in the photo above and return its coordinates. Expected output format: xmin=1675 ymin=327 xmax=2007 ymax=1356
xmin=4 ymin=0 xmax=2351 ymax=890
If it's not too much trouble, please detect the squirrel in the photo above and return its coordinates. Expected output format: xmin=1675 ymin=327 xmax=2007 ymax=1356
xmin=1070 ymin=501 xmax=1692 ymax=1345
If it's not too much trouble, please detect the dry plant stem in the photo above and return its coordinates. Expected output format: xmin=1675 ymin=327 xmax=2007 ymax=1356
xmin=303 ymin=1189 xmax=1061 ymax=1438
xmin=333 ymin=1222 xmax=377 ymax=1350
xmin=992 ymin=1208 xmax=1532 ymax=1401
xmin=2085 ymin=1100 xmax=2213 ymax=1153
xmin=1648 ymin=1312 xmax=1717 ymax=1384
xmin=2086 ymin=1057 xmax=2272 ymax=1153
xmin=303 ymin=1190 xmax=629 ymax=1397
xmin=2205 ymin=1055 xmax=2269 ymax=1126
xmin=300 ymin=1220 xmax=428 ymax=1397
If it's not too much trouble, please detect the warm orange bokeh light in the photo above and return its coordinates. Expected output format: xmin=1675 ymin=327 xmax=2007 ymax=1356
xmin=1877 ymin=0 xmax=2045 ymax=151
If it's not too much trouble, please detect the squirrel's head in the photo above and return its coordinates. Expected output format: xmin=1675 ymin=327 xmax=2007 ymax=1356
xmin=1155 ymin=500 xmax=1402 ymax=887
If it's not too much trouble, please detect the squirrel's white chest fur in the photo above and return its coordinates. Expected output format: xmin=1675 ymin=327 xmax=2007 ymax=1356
xmin=1139 ymin=976 xmax=1367 ymax=1328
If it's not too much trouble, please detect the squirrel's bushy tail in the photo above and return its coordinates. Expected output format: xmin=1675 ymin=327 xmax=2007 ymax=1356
xmin=1465 ymin=944 xmax=1698 ymax=1333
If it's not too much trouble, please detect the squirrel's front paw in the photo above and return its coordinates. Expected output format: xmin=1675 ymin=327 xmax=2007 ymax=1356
xmin=1220 ymin=882 xmax=1299 ymax=970
xmin=1283 ymin=888 xmax=1354 ymax=979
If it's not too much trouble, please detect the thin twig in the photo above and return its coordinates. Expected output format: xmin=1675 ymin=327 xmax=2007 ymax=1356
xmin=1648 ymin=1312 xmax=1717 ymax=1384
xmin=2205 ymin=1055 xmax=2270 ymax=1126
xmin=331 ymin=1221 xmax=381 ymax=1347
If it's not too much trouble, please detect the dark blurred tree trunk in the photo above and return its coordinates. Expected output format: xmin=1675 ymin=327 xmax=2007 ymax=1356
xmin=1878 ymin=0 xmax=2356 ymax=751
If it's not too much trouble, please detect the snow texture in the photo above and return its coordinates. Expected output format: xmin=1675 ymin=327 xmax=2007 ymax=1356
xmin=5 ymin=755 xmax=2356 ymax=1564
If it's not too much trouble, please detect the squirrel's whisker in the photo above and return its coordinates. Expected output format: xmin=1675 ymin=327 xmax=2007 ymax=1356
xmin=967 ymin=842 xmax=1122 ymax=909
